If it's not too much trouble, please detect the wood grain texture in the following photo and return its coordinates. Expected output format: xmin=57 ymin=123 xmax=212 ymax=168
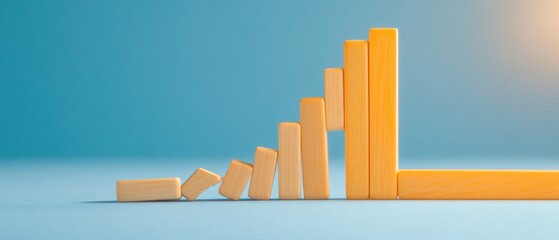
xmin=116 ymin=177 xmax=181 ymax=202
xmin=324 ymin=68 xmax=344 ymax=131
xmin=344 ymin=40 xmax=369 ymax=200
xmin=278 ymin=122 xmax=302 ymax=200
xmin=369 ymin=28 xmax=398 ymax=200
xmin=181 ymin=168 xmax=222 ymax=201
xmin=218 ymin=160 xmax=253 ymax=200
xmin=399 ymin=170 xmax=559 ymax=200
xmin=249 ymin=147 xmax=278 ymax=200
xmin=300 ymin=98 xmax=330 ymax=200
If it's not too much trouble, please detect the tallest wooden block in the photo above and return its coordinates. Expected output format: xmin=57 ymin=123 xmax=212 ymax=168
xmin=369 ymin=28 xmax=398 ymax=200
xmin=344 ymin=41 xmax=369 ymax=199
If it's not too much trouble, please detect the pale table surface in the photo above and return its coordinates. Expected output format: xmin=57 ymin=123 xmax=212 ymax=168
xmin=2 ymin=158 xmax=559 ymax=239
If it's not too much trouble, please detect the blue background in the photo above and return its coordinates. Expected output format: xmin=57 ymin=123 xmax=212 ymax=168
xmin=2 ymin=0 xmax=558 ymax=160
xmin=2 ymin=0 xmax=559 ymax=239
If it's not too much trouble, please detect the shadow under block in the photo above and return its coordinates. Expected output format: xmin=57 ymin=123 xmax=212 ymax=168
xmin=116 ymin=178 xmax=182 ymax=202
xmin=398 ymin=170 xmax=559 ymax=200
xmin=278 ymin=122 xmax=302 ymax=200
xmin=219 ymin=160 xmax=253 ymax=200
xmin=344 ymin=41 xmax=370 ymax=200
xmin=181 ymin=168 xmax=223 ymax=201
xmin=369 ymin=28 xmax=398 ymax=200
xmin=300 ymin=98 xmax=330 ymax=199
xmin=249 ymin=147 xmax=278 ymax=200
xmin=324 ymin=68 xmax=344 ymax=131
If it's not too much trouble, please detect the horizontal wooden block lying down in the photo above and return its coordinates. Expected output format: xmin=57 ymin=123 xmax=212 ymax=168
xmin=116 ymin=177 xmax=182 ymax=202
xmin=398 ymin=170 xmax=559 ymax=200
xmin=181 ymin=168 xmax=222 ymax=201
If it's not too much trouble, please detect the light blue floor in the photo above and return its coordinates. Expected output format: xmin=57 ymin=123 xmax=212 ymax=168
xmin=2 ymin=158 xmax=559 ymax=239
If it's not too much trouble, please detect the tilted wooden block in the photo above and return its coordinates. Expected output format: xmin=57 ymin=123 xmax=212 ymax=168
xmin=300 ymin=98 xmax=330 ymax=200
xmin=398 ymin=170 xmax=559 ymax=200
xmin=369 ymin=28 xmax=398 ymax=200
xmin=344 ymin=40 xmax=369 ymax=200
xmin=219 ymin=160 xmax=253 ymax=200
xmin=324 ymin=68 xmax=344 ymax=131
xmin=249 ymin=147 xmax=278 ymax=200
xmin=181 ymin=168 xmax=223 ymax=201
xmin=278 ymin=122 xmax=302 ymax=200
xmin=116 ymin=177 xmax=182 ymax=202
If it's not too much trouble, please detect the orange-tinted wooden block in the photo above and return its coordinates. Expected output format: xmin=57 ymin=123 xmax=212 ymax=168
xmin=324 ymin=68 xmax=344 ymax=131
xmin=344 ymin=40 xmax=369 ymax=200
xmin=278 ymin=122 xmax=302 ymax=200
xmin=116 ymin=177 xmax=182 ymax=202
xmin=369 ymin=28 xmax=398 ymax=200
xmin=181 ymin=168 xmax=222 ymax=201
xmin=300 ymin=98 xmax=329 ymax=200
xmin=249 ymin=147 xmax=278 ymax=200
xmin=398 ymin=170 xmax=559 ymax=200
xmin=218 ymin=160 xmax=253 ymax=200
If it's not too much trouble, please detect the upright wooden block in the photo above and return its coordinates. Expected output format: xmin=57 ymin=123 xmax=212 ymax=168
xmin=324 ymin=68 xmax=344 ymax=131
xmin=116 ymin=177 xmax=181 ymax=202
xmin=300 ymin=98 xmax=329 ymax=200
xmin=249 ymin=147 xmax=278 ymax=200
xmin=369 ymin=28 xmax=398 ymax=200
xmin=278 ymin=122 xmax=302 ymax=200
xmin=398 ymin=170 xmax=559 ymax=200
xmin=344 ymin=40 xmax=370 ymax=200
xmin=219 ymin=160 xmax=253 ymax=200
xmin=181 ymin=168 xmax=223 ymax=201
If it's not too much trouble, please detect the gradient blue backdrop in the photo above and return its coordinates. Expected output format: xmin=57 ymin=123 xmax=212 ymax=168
xmin=1 ymin=0 xmax=558 ymax=160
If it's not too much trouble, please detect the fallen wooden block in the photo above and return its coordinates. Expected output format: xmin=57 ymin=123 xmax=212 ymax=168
xmin=324 ymin=68 xmax=344 ymax=131
xmin=369 ymin=28 xmax=398 ymax=200
xmin=398 ymin=170 xmax=559 ymax=200
xmin=219 ymin=160 xmax=253 ymax=200
xmin=344 ymin=40 xmax=369 ymax=200
xmin=278 ymin=122 xmax=302 ymax=200
xmin=116 ymin=177 xmax=182 ymax=202
xmin=181 ymin=168 xmax=223 ymax=201
xmin=300 ymin=97 xmax=330 ymax=200
xmin=249 ymin=147 xmax=278 ymax=200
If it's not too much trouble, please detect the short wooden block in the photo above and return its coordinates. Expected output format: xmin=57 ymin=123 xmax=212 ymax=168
xmin=344 ymin=40 xmax=369 ymax=200
xmin=116 ymin=177 xmax=181 ymax=202
xmin=300 ymin=98 xmax=330 ymax=200
xmin=219 ymin=160 xmax=253 ymax=200
xmin=324 ymin=68 xmax=344 ymax=131
xmin=369 ymin=28 xmax=398 ymax=200
xmin=249 ymin=147 xmax=278 ymax=200
xmin=398 ymin=170 xmax=559 ymax=200
xmin=181 ymin=168 xmax=223 ymax=201
xmin=278 ymin=122 xmax=302 ymax=200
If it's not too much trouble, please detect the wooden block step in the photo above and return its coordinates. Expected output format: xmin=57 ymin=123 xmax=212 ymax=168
xmin=181 ymin=168 xmax=223 ymax=201
xmin=219 ymin=160 xmax=253 ymax=200
xmin=116 ymin=177 xmax=182 ymax=202
xmin=278 ymin=122 xmax=302 ymax=200
xmin=300 ymin=97 xmax=330 ymax=200
xmin=344 ymin=40 xmax=369 ymax=200
xmin=324 ymin=68 xmax=344 ymax=131
xmin=398 ymin=170 xmax=559 ymax=200
xmin=369 ymin=28 xmax=399 ymax=200
xmin=249 ymin=147 xmax=278 ymax=200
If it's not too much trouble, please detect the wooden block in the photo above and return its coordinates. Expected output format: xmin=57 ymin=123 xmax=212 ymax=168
xmin=278 ymin=122 xmax=302 ymax=200
xmin=343 ymin=40 xmax=369 ymax=200
xmin=369 ymin=28 xmax=398 ymax=200
xmin=249 ymin=147 xmax=278 ymax=200
xmin=300 ymin=98 xmax=329 ymax=199
xmin=324 ymin=68 xmax=344 ymax=131
xmin=116 ymin=177 xmax=181 ymax=202
xmin=219 ymin=160 xmax=253 ymax=200
xmin=181 ymin=168 xmax=222 ymax=201
xmin=398 ymin=170 xmax=559 ymax=200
